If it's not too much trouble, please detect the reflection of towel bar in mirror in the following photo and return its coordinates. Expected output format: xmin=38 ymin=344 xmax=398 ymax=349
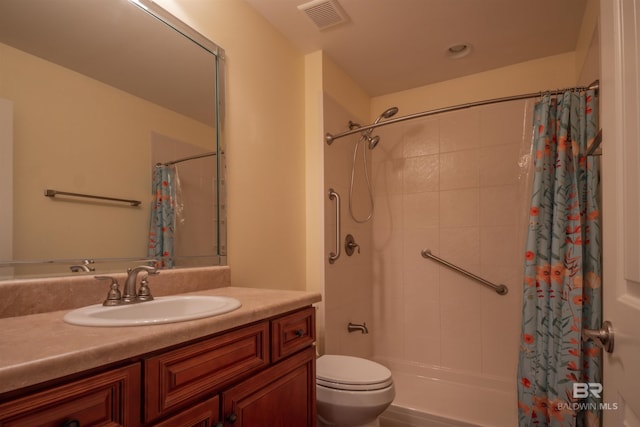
xmin=44 ymin=189 xmax=142 ymax=207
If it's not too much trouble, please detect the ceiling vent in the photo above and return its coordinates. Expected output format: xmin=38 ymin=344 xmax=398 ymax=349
xmin=297 ymin=0 xmax=349 ymax=31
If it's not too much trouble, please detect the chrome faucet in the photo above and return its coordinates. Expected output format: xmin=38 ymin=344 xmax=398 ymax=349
xmin=347 ymin=322 xmax=369 ymax=334
xmin=69 ymin=259 xmax=95 ymax=273
xmin=122 ymin=265 xmax=159 ymax=304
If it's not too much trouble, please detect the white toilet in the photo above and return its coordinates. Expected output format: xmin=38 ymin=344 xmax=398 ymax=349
xmin=316 ymin=355 xmax=395 ymax=427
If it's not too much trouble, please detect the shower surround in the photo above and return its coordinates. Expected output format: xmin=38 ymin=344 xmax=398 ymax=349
xmin=323 ymin=95 xmax=535 ymax=426
xmin=370 ymin=99 xmax=533 ymax=426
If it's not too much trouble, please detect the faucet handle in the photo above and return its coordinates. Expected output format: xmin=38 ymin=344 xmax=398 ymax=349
xmin=137 ymin=277 xmax=154 ymax=302
xmin=95 ymin=276 xmax=122 ymax=306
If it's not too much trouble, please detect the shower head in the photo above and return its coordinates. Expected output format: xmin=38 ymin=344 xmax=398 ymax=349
xmin=373 ymin=106 xmax=399 ymax=124
xmin=365 ymin=106 xmax=398 ymax=149
xmin=366 ymin=135 xmax=380 ymax=150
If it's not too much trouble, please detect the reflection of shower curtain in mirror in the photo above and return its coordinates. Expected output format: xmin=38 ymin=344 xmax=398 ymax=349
xmin=148 ymin=165 xmax=177 ymax=268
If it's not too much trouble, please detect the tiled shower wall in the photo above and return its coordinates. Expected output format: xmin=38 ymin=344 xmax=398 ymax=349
xmin=370 ymin=99 xmax=533 ymax=383
xmin=323 ymin=95 xmax=374 ymax=358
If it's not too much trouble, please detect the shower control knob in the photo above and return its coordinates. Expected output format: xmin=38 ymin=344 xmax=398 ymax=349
xmin=345 ymin=234 xmax=360 ymax=256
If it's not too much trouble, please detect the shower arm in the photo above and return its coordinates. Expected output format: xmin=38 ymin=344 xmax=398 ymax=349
xmin=325 ymin=80 xmax=600 ymax=145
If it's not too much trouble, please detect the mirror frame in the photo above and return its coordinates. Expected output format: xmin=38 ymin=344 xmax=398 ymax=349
xmin=135 ymin=0 xmax=228 ymax=266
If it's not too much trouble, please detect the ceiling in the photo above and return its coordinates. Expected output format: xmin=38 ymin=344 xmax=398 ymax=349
xmin=244 ymin=0 xmax=588 ymax=97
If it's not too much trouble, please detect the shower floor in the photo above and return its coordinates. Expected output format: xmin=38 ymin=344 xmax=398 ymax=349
xmin=377 ymin=359 xmax=517 ymax=427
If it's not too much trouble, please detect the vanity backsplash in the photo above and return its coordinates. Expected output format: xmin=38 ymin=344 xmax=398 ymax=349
xmin=0 ymin=266 xmax=230 ymax=318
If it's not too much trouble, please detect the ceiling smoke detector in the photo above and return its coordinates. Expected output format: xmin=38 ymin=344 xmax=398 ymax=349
xmin=297 ymin=0 xmax=349 ymax=31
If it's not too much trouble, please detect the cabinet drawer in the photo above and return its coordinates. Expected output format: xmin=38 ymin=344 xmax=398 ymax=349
xmin=144 ymin=321 xmax=269 ymax=422
xmin=0 ymin=363 xmax=141 ymax=427
xmin=271 ymin=307 xmax=315 ymax=362
xmin=153 ymin=396 xmax=220 ymax=427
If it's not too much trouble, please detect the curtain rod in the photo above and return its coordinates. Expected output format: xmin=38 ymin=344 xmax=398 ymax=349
xmin=325 ymin=80 xmax=600 ymax=144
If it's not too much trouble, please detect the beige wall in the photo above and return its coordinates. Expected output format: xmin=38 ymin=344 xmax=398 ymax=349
xmin=0 ymin=99 xmax=12 ymax=272
xmin=155 ymin=0 xmax=307 ymax=290
xmin=576 ymin=0 xmax=601 ymax=83
xmin=304 ymin=51 xmax=327 ymax=349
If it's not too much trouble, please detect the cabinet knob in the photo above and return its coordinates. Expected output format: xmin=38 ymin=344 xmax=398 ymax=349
xmin=61 ymin=420 xmax=80 ymax=427
xmin=226 ymin=413 xmax=238 ymax=423
xmin=294 ymin=329 xmax=304 ymax=337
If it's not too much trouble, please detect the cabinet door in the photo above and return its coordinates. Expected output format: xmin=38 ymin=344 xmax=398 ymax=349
xmin=0 ymin=363 xmax=141 ymax=427
xmin=153 ymin=397 xmax=221 ymax=427
xmin=221 ymin=346 xmax=316 ymax=427
xmin=145 ymin=321 xmax=269 ymax=422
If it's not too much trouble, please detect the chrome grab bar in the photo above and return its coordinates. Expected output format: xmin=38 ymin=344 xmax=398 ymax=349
xmin=421 ymin=249 xmax=508 ymax=295
xmin=328 ymin=189 xmax=341 ymax=264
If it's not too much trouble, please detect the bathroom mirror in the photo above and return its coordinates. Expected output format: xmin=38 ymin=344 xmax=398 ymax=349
xmin=0 ymin=0 xmax=226 ymax=278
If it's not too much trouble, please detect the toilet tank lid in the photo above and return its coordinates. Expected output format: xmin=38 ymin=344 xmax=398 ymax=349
xmin=316 ymin=355 xmax=392 ymax=385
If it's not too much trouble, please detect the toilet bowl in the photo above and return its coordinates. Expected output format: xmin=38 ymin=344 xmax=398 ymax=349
xmin=316 ymin=355 xmax=395 ymax=427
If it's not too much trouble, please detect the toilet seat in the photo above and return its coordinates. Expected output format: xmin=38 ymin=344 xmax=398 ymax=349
xmin=316 ymin=355 xmax=393 ymax=391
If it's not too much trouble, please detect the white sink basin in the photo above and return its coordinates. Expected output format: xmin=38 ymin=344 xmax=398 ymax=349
xmin=63 ymin=295 xmax=241 ymax=327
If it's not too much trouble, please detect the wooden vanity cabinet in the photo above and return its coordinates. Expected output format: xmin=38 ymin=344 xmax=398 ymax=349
xmin=0 ymin=306 xmax=316 ymax=427
xmin=0 ymin=363 xmax=141 ymax=427
xmin=145 ymin=307 xmax=316 ymax=426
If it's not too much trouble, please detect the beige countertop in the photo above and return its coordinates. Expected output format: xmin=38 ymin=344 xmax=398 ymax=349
xmin=0 ymin=286 xmax=321 ymax=395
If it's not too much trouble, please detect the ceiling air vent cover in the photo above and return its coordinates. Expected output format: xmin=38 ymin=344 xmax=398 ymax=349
xmin=297 ymin=0 xmax=349 ymax=31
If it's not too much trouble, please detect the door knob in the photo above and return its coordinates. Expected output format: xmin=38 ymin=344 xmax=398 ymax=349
xmin=582 ymin=320 xmax=614 ymax=353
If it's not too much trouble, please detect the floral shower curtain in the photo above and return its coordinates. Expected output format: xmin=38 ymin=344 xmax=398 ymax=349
xmin=148 ymin=164 xmax=178 ymax=268
xmin=517 ymin=90 xmax=601 ymax=427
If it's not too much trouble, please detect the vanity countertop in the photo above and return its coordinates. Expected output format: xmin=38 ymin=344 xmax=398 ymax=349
xmin=0 ymin=286 xmax=321 ymax=395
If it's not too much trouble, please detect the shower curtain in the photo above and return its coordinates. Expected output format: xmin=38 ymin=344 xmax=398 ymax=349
xmin=148 ymin=164 xmax=178 ymax=268
xmin=517 ymin=90 xmax=601 ymax=427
